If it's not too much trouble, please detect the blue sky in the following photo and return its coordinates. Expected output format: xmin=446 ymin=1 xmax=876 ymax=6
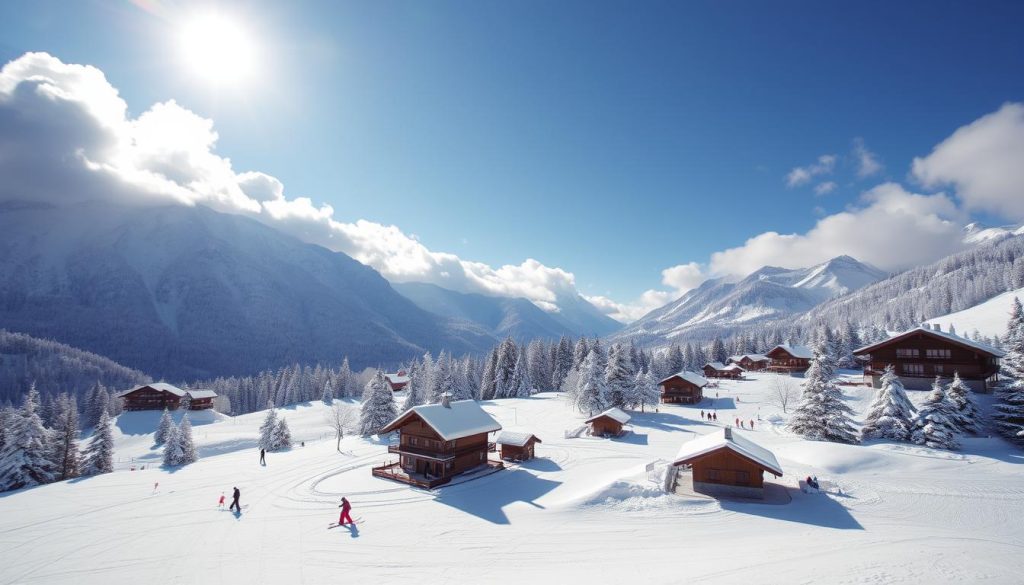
xmin=2 ymin=1 xmax=1024 ymax=319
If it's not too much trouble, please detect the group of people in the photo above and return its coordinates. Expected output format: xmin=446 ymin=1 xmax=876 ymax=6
xmin=805 ymin=476 xmax=820 ymax=490
xmin=699 ymin=410 xmax=718 ymax=422
xmin=218 ymin=487 xmax=242 ymax=512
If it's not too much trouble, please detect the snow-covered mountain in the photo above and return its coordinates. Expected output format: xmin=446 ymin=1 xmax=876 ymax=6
xmin=962 ymin=222 xmax=1024 ymax=245
xmin=0 ymin=200 xmax=496 ymax=379
xmin=616 ymin=255 xmax=887 ymax=345
xmin=393 ymin=282 xmax=579 ymax=341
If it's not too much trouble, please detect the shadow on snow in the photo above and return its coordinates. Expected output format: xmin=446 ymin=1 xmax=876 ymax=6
xmin=433 ymin=469 xmax=560 ymax=525
xmin=720 ymin=485 xmax=864 ymax=530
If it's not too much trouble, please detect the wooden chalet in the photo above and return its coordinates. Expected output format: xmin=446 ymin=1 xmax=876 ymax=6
xmin=384 ymin=371 xmax=410 ymax=391
xmin=703 ymin=362 xmax=744 ymax=379
xmin=495 ymin=431 xmax=541 ymax=462
xmin=766 ymin=344 xmax=813 ymax=373
xmin=853 ymin=326 xmax=1004 ymax=393
xmin=118 ymin=383 xmax=217 ymax=411
xmin=585 ymin=407 xmax=631 ymax=437
xmin=373 ymin=396 xmax=503 ymax=488
xmin=673 ymin=427 xmax=783 ymax=499
xmin=727 ymin=354 xmax=770 ymax=371
xmin=658 ymin=371 xmax=708 ymax=404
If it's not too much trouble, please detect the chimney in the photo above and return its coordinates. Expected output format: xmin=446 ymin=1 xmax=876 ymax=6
xmin=724 ymin=426 xmax=732 ymax=440
xmin=441 ymin=392 xmax=452 ymax=408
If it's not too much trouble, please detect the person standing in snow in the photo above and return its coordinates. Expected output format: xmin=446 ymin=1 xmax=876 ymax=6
xmin=259 ymin=448 xmax=266 ymax=465
xmin=700 ymin=410 xmax=705 ymax=420
xmin=230 ymin=487 xmax=241 ymax=512
xmin=338 ymin=497 xmax=354 ymax=525
xmin=218 ymin=492 xmax=226 ymax=508
xmin=750 ymin=419 xmax=755 ymax=430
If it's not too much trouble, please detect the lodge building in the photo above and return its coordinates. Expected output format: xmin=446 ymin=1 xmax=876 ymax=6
xmin=727 ymin=354 xmax=770 ymax=371
xmin=703 ymin=362 xmax=744 ymax=379
xmin=658 ymin=371 xmax=709 ymax=404
xmin=853 ymin=326 xmax=1003 ymax=393
xmin=673 ymin=427 xmax=784 ymax=499
xmin=766 ymin=344 xmax=813 ymax=373
xmin=118 ymin=383 xmax=217 ymax=411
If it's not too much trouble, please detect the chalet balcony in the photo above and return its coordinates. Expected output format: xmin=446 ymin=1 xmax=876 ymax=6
xmin=387 ymin=442 xmax=498 ymax=461
xmin=372 ymin=459 xmax=504 ymax=489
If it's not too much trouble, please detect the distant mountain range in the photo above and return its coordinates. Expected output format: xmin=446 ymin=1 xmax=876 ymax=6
xmin=615 ymin=255 xmax=888 ymax=345
xmin=392 ymin=281 xmax=620 ymax=340
xmin=0 ymin=200 xmax=497 ymax=379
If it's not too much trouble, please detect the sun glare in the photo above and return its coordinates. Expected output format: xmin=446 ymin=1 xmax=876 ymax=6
xmin=179 ymin=13 xmax=257 ymax=86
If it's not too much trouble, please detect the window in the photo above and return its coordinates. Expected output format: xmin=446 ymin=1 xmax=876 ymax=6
xmin=934 ymin=364 xmax=944 ymax=375
xmin=896 ymin=348 xmax=919 ymax=358
xmin=903 ymin=363 xmax=925 ymax=375
xmin=410 ymin=436 xmax=418 ymax=446
xmin=706 ymin=469 xmax=721 ymax=483
xmin=735 ymin=471 xmax=750 ymax=485
xmin=479 ymin=452 xmax=485 ymax=461
xmin=926 ymin=349 xmax=951 ymax=359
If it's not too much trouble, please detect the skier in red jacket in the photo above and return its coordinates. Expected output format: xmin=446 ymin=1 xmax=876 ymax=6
xmin=338 ymin=497 xmax=354 ymax=525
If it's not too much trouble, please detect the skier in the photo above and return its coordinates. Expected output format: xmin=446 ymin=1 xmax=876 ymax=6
xmin=700 ymin=410 xmax=705 ymax=420
xmin=218 ymin=492 xmax=226 ymax=508
xmin=749 ymin=419 xmax=755 ymax=430
xmin=259 ymin=448 xmax=266 ymax=465
xmin=230 ymin=487 xmax=241 ymax=512
xmin=338 ymin=497 xmax=354 ymax=526
xmin=712 ymin=412 xmax=717 ymax=422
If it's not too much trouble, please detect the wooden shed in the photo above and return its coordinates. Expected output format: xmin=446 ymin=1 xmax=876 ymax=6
xmin=585 ymin=407 xmax=631 ymax=437
xmin=853 ymin=326 xmax=1004 ymax=392
xmin=384 ymin=371 xmax=410 ymax=391
xmin=495 ymin=431 xmax=542 ymax=461
xmin=373 ymin=396 xmax=503 ymax=488
xmin=673 ymin=427 xmax=783 ymax=499
xmin=766 ymin=344 xmax=813 ymax=373
xmin=658 ymin=371 xmax=708 ymax=404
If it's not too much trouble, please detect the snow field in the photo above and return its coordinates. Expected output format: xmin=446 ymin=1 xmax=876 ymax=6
xmin=1 ymin=374 xmax=1022 ymax=584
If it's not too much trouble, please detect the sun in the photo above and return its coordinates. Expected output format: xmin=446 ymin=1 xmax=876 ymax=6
xmin=179 ymin=13 xmax=257 ymax=86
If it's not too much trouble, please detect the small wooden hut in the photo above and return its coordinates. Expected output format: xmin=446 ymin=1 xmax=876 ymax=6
xmin=673 ymin=427 xmax=783 ymax=499
xmin=495 ymin=431 xmax=542 ymax=461
xmin=585 ymin=407 xmax=631 ymax=437
xmin=658 ymin=371 xmax=708 ymax=404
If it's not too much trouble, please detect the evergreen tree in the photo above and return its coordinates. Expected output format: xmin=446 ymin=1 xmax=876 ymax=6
xmin=911 ymin=380 xmax=961 ymax=450
xmin=479 ymin=347 xmax=499 ymax=400
xmin=551 ymin=336 xmax=574 ymax=391
xmin=994 ymin=297 xmax=1024 ymax=444
xmin=861 ymin=365 xmax=916 ymax=441
xmin=604 ymin=343 xmax=635 ymax=408
xmin=321 ymin=380 xmax=334 ymax=404
xmin=258 ymin=407 xmax=278 ymax=451
xmin=337 ymin=358 xmax=353 ymax=398
xmin=83 ymin=409 xmax=115 ymax=474
xmin=50 ymin=394 xmax=82 ymax=481
xmin=493 ymin=338 xmax=519 ymax=398
xmin=710 ymin=337 xmax=727 ymax=364
xmin=509 ymin=346 xmax=532 ymax=398
xmin=787 ymin=341 xmax=859 ymax=443
xmin=359 ymin=370 xmax=399 ymax=437
xmin=666 ymin=344 xmax=684 ymax=374
xmin=403 ymin=375 xmax=424 ymax=411
xmin=0 ymin=384 xmax=55 ymax=491
xmin=945 ymin=372 xmax=981 ymax=435
xmin=527 ymin=340 xmax=551 ymax=392
xmin=155 ymin=408 xmax=173 ymax=446
xmin=575 ymin=350 xmax=609 ymax=415
xmin=162 ymin=422 xmax=183 ymax=467
xmin=176 ymin=412 xmax=198 ymax=464
xmin=572 ymin=337 xmax=590 ymax=369
xmin=273 ymin=417 xmax=292 ymax=450
xmin=633 ymin=369 xmax=661 ymax=413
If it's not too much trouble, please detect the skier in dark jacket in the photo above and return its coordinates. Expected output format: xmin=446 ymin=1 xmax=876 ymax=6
xmin=230 ymin=487 xmax=241 ymax=512
xmin=338 ymin=497 xmax=353 ymax=525
xmin=259 ymin=448 xmax=266 ymax=465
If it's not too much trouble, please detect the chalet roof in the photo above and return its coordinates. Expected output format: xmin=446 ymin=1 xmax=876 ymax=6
xmin=673 ymin=428 xmax=783 ymax=477
xmin=118 ymin=382 xmax=186 ymax=398
xmin=495 ymin=431 xmax=542 ymax=447
xmin=853 ymin=326 xmax=1005 ymax=358
xmin=585 ymin=407 xmax=631 ymax=425
xmin=658 ymin=371 xmax=709 ymax=387
xmin=704 ymin=362 xmax=730 ymax=371
xmin=722 ymin=364 xmax=745 ymax=372
xmin=385 ymin=373 xmax=410 ymax=385
xmin=379 ymin=399 xmax=502 ymax=441
xmin=185 ymin=389 xmax=217 ymax=399
xmin=728 ymin=354 xmax=769 ymax=363
xmin=769 ymin=344 xmax=814 ymax=359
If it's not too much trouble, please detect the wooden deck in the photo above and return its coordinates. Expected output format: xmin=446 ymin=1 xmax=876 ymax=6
xmin=371 ymin=460 xmax=504 ymax=489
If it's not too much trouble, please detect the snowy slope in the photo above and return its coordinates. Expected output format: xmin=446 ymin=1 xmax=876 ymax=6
xmin=926 ymin=287 xmax=1024 ymax=339
xmin=617 ymin=256 xmax=886 ymax=345
xmin=962 ymin=221 xmax=1024 ymax=245
xmin=0 ymin=200 xmax=496 ymax=379
xmin=1 ymin=374 xmax=1021 ymax=584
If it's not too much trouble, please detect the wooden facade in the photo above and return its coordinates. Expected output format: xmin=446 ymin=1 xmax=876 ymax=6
xmin=703 ymin=363 xmax=743 ymax=379
xmin=766 ymin=346 xmax=812 ymax=373
xmin=853 ymin=327 xmax=1003 ymax=392
xmin=119 ymin=384 xmax=216 ymax=411
xmin=659 ymin=374 xmax=706 ymax=404
xmin=385 ymin=371 xmax=409 ymax=391
xmin=728 ymin=355 xmax=769 ymax=371
xmin=673 ymin=428 xmax=783 ymax=499
xmin=586 ymin=408 xmax=631 ymax=437
xmin=497 ymin=433 xmax=541 ymax=462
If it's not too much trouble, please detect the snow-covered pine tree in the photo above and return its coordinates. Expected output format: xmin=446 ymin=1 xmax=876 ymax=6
xmin=710 ymin=338 xmax=727 ymax=364
xmin=787 ymin=340 xmax=859 ymax=443
xmin=509 ymin=346 xmax=531 ymax=398
xmin=0 ymin=384 xmax=55 ymax=491
xmin=993 ymin=297 xmax=1024 ymax=444
xmin=911 ymin=379 xmax=961 ymax=450
xmin=321 ymin=380 xmax=334 ymax=404
xmin=551 ymin=336 xmax=574 ymax=391
xmin=162 ymin=422 xmax=183 ymax=467
xmin=155 ymin=408 xmax=173 ymax=446
xmin=632 ymin=369 xmax=660 ymax=413
xmin=666 ymin=344 xmax=684 ymax=375
xmin=861 ymin=365 xmax=916 ymax=441
xmin=403 ymin=376 xmax=424 ymax=411
xmin=176 ymin=412 xmax=198 ymax=464
xmin=479 ymin=347 xmax=499 ymax=400
xmin=572 ymin=338 xmax=590 ymax=369
xmin=493 ymin=338 xmax=519 ymax=398
xmin=258 ymin=407 xmax=278 ymax=451
xmin=82 ymin=408 xmax=115 ymax=474
xmin=945 ymin=372 xmax=981 ymax=435
xmin=527 ymin=340 xmax=551 ymax=393
xmin=179 ymin=391 xmax=192 ymax=413
xmin=50 ymin=394 xmax=82 ymax=481
xmin=337 ymin=357 xmax=353 ymax=398
xmin=604 ymin=343 xmax=635 ymax=408
xmin=273 ymin=417 xmax=292 ymax=450
xmin=575 ymin=350 xmax=609 ymax=415
xmin=358 ymin=370 xmax=398 ymax=437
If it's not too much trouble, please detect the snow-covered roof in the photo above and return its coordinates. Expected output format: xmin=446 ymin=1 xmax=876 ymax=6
xmin=673 ymin=428 xmax=783 ymax=477
xmin=659 ymin=370 xmax=709 ymax=387
xmin=119 ymin=382 xmax=186 ymax=398
xmin=385 ymin=373 xmax=410 ymax=384
xmin=585 ymin=407 xmax=631 ymax=425
xmin=722 ymin=364 xmax=745 ymax=372
xmin=380 ymin=399 xmax=502 ymax=441
xmin=704 ymin=362 xmax=728 ymax=370
xmin=769 ymin=344 xmax=814 ymax=359
xmin=728 ymin=354 xmax=769 ymax=363
xmin=185 ymin=389 xmax=217 ymax=399
xmin=495 ymin=431 xmax=542 ymax=447
xmin=853 ymin=326 xmax=1005 ymax=358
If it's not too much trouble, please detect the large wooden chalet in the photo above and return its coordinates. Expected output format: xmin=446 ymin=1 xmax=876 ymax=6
xmin=658 ymin=371 xmax=709 ymax=404
xmin=727 ymin=354 xmax=770 ymax=371
xmin=766 ymin=344 xmax=813 ymax=373
xmin=853 ymin=326 xmax=1004 ymax=393
xmin=118 ymin=383 xmax=217 ymax=411
xmin=703 ymin=362 xmax=744 ymax=379
xmin=673 ymin=427 xmax=783 ymax=499
xmin=373 ymin=397 xmax=503 ymax=488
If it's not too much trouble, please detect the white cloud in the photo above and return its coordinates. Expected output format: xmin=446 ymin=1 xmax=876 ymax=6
xmin=786 ymin=154 xmax=836 ymax=187
xmin=814 ymin=181 xmax=837 ymax=196
xmin=0 ymin=53 xmax=610 ymax=321
xmin=912 ymin=102 xmax=1024 ymax=221
xmin=852 ymin=137 xmax=883 ymax=177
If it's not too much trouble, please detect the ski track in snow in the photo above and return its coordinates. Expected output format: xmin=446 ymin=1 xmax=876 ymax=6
xmin=1 ymin=375 xmax=1023 ymax=584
